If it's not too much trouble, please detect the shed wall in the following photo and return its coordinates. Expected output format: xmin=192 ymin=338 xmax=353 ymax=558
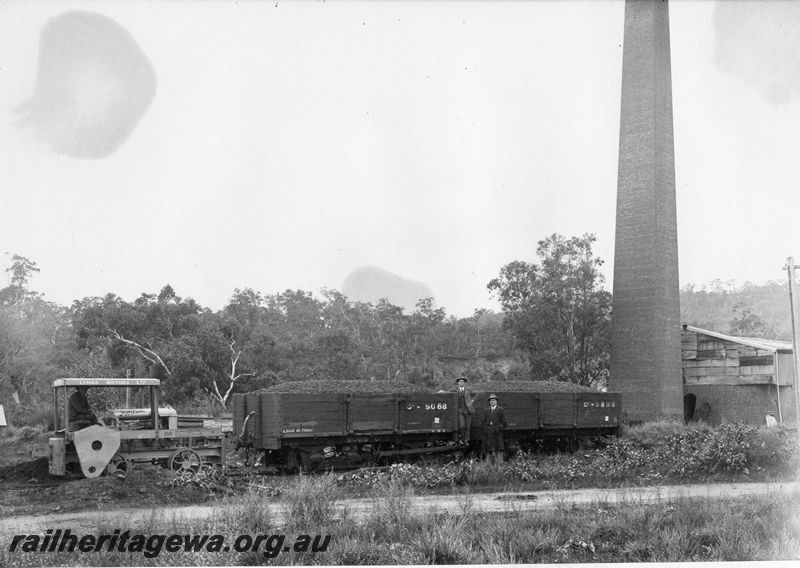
xmin=683 ymin=384 xmax=797 ymax=426
xmin=681 ymin=330 xmax=785 ymax=385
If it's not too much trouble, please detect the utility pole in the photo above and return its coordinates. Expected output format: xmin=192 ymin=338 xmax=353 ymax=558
xmin=784 ymin=258 xmax=800 ymax=442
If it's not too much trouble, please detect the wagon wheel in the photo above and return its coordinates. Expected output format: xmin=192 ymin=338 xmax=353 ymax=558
xmin=105 ymin=454 xmax=130 ymax=478
xmin=168 ymin=448 xmax=203 ymax=473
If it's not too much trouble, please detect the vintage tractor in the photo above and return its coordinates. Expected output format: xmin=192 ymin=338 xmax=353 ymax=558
xmin=47 ymin=378 xmax=228 ymax=478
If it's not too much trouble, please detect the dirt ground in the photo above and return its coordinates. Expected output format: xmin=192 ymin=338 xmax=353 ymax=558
xmin=0 ymin=432 xmax=236 ymax=518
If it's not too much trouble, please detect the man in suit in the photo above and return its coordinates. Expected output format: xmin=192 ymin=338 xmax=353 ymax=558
xmin=455 ymin=376 xmax=476 ymax=445
xmin=481 ymin=393 xmax=507 ymax=464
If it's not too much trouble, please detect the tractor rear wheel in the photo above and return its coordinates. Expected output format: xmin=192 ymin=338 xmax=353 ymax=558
xmin=168 ymin=448 xmax=203 ymax=474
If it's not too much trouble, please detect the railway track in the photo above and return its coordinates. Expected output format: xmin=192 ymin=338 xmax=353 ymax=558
xmin=1 ymin=480 xmax=64 ymax=492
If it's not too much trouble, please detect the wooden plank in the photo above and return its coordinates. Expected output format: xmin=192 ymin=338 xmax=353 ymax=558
xmin=777 ymin=353 xmax=794 ymax=386
xmin=277 ymin=395 xmax=347 ymax=435
xmin=689 ymin=366 xmax=728 ymax=376
xmin=696 ymin=349 xmax=726 ymax=360
xmin=232 ymin=394 xmax=244 ymax=435
xmin=686 ymin=359 xmax=734 ymax=368
xmin=740 ymin=355 xmax=774 ymax=367
xmin=739 ymin=365 xmax=774 ymax=376
xmin=349 ymin=394 xmax=395 ymax=432
xmin=539 ymin=392 xmax=576 ymax=428
xmin=254 ymin=394 xmax=276 ymax=447
xmin=266 ymin=396 xmax=281 ymax=448
xmin=685 ymin=376 xmax=775 ymax=385
xmin=697 ymin=340 xmax=725 ymax=350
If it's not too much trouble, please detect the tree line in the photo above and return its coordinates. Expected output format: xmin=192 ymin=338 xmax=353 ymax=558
xmin=3 ymin=234 xmax=784 ymax=420
xmin=0 ymin=235 xmax=610 ymax=418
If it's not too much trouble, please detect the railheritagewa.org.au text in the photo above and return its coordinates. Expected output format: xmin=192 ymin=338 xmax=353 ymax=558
xmin=8 ymin=529 xmax=331 ymax=558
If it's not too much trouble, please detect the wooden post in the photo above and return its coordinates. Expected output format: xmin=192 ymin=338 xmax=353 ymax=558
xmin=125 ymin=369 xmax=131 ymax=408
xmin=784 ymin=258 xmax=800 ymax=441
xmin=774 ymin=353 xmax=783 ymax=423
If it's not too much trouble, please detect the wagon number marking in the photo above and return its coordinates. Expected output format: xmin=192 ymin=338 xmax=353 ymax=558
xmin=583 ymin=401 xmax=616 ymax=408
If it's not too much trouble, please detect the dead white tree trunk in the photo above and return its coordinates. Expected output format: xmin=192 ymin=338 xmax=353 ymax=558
xmin=107 ymin=328 xmax=172 ymax=378
xmin=211 ymin=337 xmax=255 ymax=407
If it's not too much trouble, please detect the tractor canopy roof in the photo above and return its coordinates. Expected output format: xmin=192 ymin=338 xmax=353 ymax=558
xmin=52 ymin=378 xmax=160 ymax=388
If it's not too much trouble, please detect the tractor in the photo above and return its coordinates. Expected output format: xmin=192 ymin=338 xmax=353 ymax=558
xmin=47 ymin=378 xmax=228 ymax=478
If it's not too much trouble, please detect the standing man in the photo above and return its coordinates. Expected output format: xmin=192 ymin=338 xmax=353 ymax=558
xmin=455 ymin=376 xmax=476 ymax=446
xmin=481 ymin=394 xmax=507 ymax=464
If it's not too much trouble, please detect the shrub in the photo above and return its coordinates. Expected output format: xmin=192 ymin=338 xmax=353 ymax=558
xmin=177 ymin=389 xmax=225 ymax=416
xmin=749 ymin=426 xmax=800 ymax=474
xmin=623 ymin=419 xmax=710 ymax=447
xmin=281 ymin=474 xmax=340 ymax=529
xmin=4 ymin=402 xmax=51 ymax=430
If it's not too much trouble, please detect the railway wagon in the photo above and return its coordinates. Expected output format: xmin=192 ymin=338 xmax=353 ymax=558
xmin=233 ymin=391 xmax=459 ymax=469
xmin=469 ymin=391 xmax=621 ymax=451
xmin=233 ymin=389 xmax=621 ymax=469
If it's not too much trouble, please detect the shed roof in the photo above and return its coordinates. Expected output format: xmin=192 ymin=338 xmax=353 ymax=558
xmin=683 ymin=325 xmax=793 ymax=353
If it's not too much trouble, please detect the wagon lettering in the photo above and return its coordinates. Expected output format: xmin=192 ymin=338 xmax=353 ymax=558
xmin=345 ymin=435 xmax=369 ymax=443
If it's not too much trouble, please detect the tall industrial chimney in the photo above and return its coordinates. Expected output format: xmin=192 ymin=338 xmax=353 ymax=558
xmin=610 ymin=0 xmax=683 ymax=422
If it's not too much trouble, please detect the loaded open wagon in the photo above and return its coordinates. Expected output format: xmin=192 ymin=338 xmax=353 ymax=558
xmin=233 ymin=384 xmax=621 ymax=469
xmin=470 ymin=390 xmax=621 ymax=451
xmin=233 ymin=391 xmax=459 ymax=469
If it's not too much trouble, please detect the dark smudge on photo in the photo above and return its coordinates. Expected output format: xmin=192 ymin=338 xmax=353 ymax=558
xmin=17 ymin=11 xmax=157 ymax=159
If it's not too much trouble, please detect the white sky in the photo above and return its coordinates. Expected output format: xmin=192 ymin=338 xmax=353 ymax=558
xmin=2 ymin=1 xmax=800 ymax=316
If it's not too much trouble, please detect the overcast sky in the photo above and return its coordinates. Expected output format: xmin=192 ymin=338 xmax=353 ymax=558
xmin=2 ymin=1 xmax=800 ymax=317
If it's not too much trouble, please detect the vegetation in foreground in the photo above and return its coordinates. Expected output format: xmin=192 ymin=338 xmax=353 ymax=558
xmin=338 ymin=420 xmax=799 ymax=491
xmin=3 ymin=475 xmax=799 ymax=566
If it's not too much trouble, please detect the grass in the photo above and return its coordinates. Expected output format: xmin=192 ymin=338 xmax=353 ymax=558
xmin=3 ymin=474 xmax=799 ymax=566
xmin=0 ymin=424 xmax=45 ymax=441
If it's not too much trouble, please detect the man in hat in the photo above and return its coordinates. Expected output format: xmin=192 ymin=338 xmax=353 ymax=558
xmin=68 ymin=385 xmax=98 ymax=431
xmin=481 ymin=393 xmax=507 ymax=464
xmin=454 ymin=376 xmax=476 ymax=445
